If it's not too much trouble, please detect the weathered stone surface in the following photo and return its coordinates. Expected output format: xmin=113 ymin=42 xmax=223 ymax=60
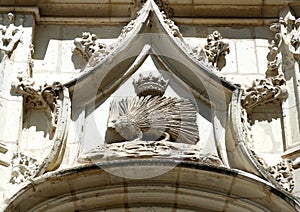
xmin=1 ymin=0 xmax=300 ymax=210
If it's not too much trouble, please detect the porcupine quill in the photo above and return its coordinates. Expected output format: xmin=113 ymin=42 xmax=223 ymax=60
xmin=107 ymin=95 xmax=199 ymax=144
xmin=107 ymin=73 xmax=199 ymax=144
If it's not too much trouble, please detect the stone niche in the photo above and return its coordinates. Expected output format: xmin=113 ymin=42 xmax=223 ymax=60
xmin=80 ymin=57 xmax=216 ymax=155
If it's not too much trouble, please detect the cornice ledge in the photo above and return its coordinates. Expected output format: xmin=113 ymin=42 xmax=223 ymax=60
xmin=0 ymin=7 xmax=39 ymax=19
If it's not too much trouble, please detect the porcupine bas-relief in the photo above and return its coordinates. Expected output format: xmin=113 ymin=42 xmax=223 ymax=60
xmin=106 ymin=73 xmax=199 ymax=145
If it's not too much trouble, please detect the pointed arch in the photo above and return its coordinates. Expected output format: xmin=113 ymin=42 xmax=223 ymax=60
xmin=65 ymin=0 xmax=237 ymax=120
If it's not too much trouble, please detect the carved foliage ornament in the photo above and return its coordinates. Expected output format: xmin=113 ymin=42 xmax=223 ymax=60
xmin=10 ymin=153 xmax=39 ymax=184
xmin=192 ymin=31 xmax=230 ymax=71
xmin=204 ymin=31 xmax=230 ymax=70
xmin=0 ymin=13 xmax=23 ymax=56
xmin=270 ymin=12 xmax=300 ymax=56
xmin=241 ymin=75 xmax=288 ymax=112
xmin=73 ymin=32 xmax=112 ymax=67
xmin=162 ymin=13 xmax=182 ymax=38
xmin=254 ymin=151 xmax=294 ymax=192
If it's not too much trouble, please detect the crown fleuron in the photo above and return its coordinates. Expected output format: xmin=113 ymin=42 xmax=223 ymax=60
xmin=133 ymin=73 xmax=169 ymax=97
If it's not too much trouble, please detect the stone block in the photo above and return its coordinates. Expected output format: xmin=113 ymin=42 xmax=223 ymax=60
xmin=256 ymin=46 xmax=269 ymax=74
xmin=0 ymin=98 xmax=22 ymax=142
xmin=235 ymin=40 xmax=258 ymax=74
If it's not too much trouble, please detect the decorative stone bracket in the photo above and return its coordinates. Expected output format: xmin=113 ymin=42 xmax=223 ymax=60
xmin=241 ymin=75 xmax=288 ymax=113
xmin=241 ymin=19 xmax=289 ymax=115
xmin=11 ymin=76 xmax=63 ymax=136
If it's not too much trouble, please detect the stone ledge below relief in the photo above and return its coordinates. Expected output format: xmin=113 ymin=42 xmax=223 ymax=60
xmin=78 ymin=140 xmax=223 ymax=166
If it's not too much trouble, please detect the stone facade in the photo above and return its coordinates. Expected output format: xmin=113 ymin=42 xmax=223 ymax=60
xmin=1 ymin=0 xmax=300 ymax=211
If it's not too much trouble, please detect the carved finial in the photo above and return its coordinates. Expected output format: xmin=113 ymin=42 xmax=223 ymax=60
xmin=73 ymin=31 xmax=110 ymax=67
xmin=132 ymin=73 xmax=169 ymax=97
xmin=204 ymin=31 xmax=230 ymax=71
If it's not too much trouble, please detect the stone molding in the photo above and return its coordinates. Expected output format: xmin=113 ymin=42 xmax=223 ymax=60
xmin=4 ymin=162 xmax=300 ymax=212
xmin=79 ymin=140 xmax=223 ymax=166
xmin=2 ymin=1 xmax=300 ymax=21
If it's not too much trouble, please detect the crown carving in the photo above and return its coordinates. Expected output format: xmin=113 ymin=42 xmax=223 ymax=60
xmin=133 ymin=73 xmax=169 ymax=96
